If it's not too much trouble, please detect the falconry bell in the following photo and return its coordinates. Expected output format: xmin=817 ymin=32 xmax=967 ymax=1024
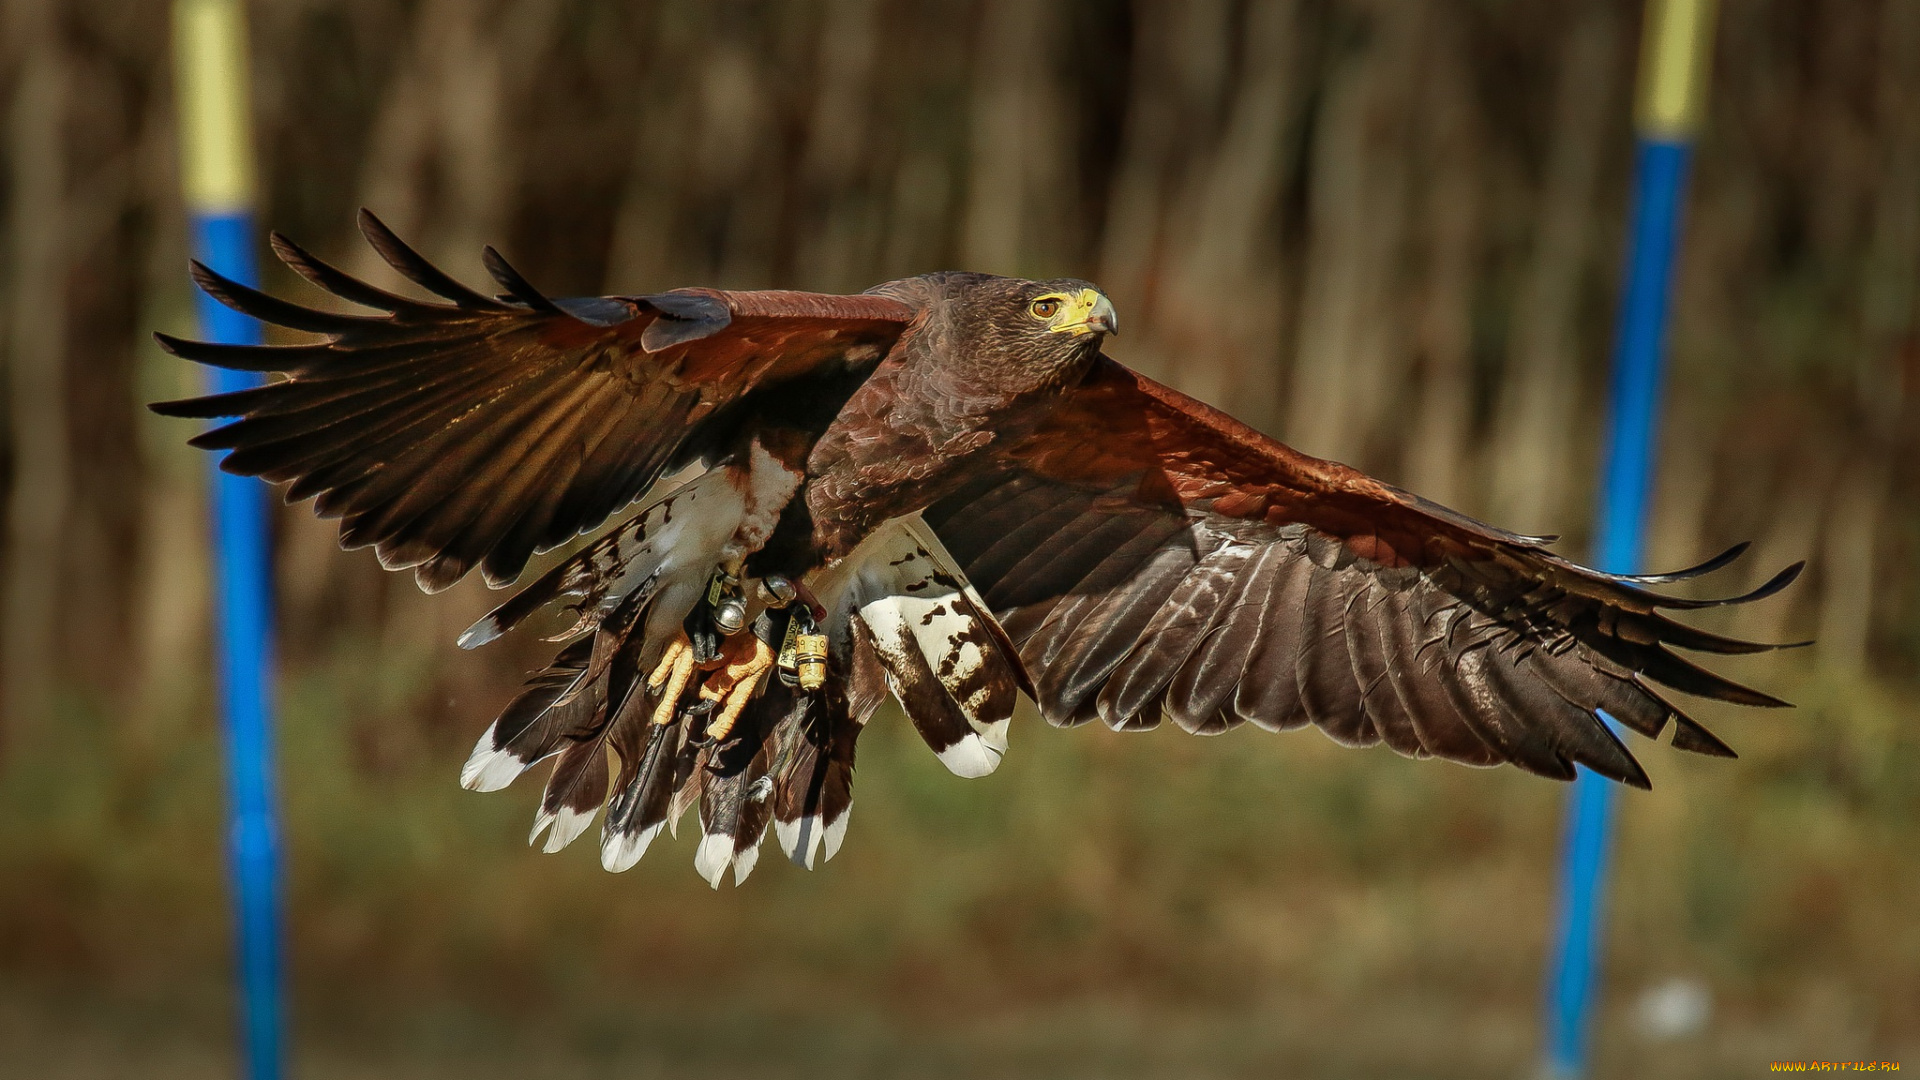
xmin=712 ymin=595 xmax=748 ymax=636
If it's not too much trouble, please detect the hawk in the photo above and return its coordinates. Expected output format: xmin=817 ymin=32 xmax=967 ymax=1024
xmin=155 ymin=212 xmax=1801 ymax=887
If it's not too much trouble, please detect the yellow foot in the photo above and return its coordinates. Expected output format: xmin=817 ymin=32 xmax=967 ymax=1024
xmin=647 ymin=633 xmax=697 ymax=726
xmin=698 ymin=635 xmax=777 ymax=742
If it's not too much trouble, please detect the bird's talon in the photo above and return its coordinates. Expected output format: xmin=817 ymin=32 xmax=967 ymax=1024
xmin=694 ymin=633 xmax=776 ymax=743
xmin=649 ymin=633 xmax=697 ymax=726
xmin=647 ymin=634 xmax=689 ymax=692
xmin=702 ymin=711 xmax=741 ymax=743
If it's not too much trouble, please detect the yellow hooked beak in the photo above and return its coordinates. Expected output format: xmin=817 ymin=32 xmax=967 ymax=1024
xmin=1044 ymin=289 xmax=1119 ymax=337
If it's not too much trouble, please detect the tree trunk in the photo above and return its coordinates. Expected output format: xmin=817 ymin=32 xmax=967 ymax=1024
xmin=1153 ymin=0 xmax=1299 ymax=432
xmin=1818 ymin=0 xmax=1920 ymax=675
xmin=2 ymin=0 xmax=70 ymax=747
xmin=1098 ymin=0 xmax=1236 ymax=324
xmin=1285 ymin=0 xmax=1419 ymax=468
xmin=962 ymin=0 xmax=1059 ymax=274
xmin=1402 ymin=15 xmax=1481 ymax=509
xmin=794 ymin=0 xmax=883 ymax=292
xmin=1486 ymin=2 xmax=1617 ymax=535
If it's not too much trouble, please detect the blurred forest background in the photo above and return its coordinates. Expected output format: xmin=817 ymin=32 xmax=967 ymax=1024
xmin=2 ymin=0 xmax=1918 ymax=1076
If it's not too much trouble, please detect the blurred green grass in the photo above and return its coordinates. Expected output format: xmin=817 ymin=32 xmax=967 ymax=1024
xmin=1 ymin=646 xmax=1915 ymax=1077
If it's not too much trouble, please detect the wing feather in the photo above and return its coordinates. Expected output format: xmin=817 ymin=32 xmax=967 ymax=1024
xmin=1161 ymin=540 xmax=1288 ymax=734
xmin=920 ymin=357 xmax=1801 ymax=786
xmin=1344 ymin=573 xmax=1427 ymax=757
xmin=1098 ymin=538 xmax=1257 ymax=732
xmin=1296 ymin=554 xmax=1378 ymax=748
xmin=1038 ymin=542 xmax=1196 ymax=730
xmin=153 ymin=211 xmax=913 ymax=590
xmin=1374 ymin=586 xmax=1501 ymax=764
xmin=1229 ymin=539 xmax=1315 ymax=733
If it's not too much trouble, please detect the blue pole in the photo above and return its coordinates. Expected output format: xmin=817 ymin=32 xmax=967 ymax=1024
xmin=1545 ymin=138 xmax=1692 ymax=1076
xmin=174 ymin=4 xmax=284 ymax=1078
xmin=194 ymin=212 xmax=284 ymax=1080
xmin=1542 ymin=3 xmax=1715 ymax=1076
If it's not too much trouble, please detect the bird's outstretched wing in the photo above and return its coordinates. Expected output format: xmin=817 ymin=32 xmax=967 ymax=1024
xmin=152 ymin=210 xmax=914 ymax=591
xmin=921 ymin=357 xmax=1802 ymax=786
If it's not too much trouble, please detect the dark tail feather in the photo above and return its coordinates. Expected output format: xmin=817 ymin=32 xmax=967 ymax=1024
xmin=599 ymin=710 xmax=688 ymax=873
xmin=772 ymin=673 xmax=869 ymax=870
xmin=530 ymin=739 xmax=608 ymax=853
xmin=460 ymin=635 xmax=599 ymax=792
xmin=691 ymin=694 xmax=782 ymax=887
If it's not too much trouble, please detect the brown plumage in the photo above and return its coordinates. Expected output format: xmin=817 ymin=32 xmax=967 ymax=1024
xmin=153 ymin=213 xmax=1803 ymax=887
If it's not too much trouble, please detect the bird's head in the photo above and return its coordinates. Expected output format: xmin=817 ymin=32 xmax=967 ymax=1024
xmin=926 ymin=274 xmax=1118 ymax=393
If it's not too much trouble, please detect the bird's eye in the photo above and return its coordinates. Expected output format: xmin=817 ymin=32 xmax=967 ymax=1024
xmin=1031 ymin=297 xmax=1062 ymax=319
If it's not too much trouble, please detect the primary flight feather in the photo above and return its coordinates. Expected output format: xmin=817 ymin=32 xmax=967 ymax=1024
xmin=154 ymin=211 xmax=1802 ymax=887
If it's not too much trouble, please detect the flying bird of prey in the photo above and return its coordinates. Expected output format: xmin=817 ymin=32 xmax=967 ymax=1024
xmin=154 ymin=211 xmax=1802 ymax=888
